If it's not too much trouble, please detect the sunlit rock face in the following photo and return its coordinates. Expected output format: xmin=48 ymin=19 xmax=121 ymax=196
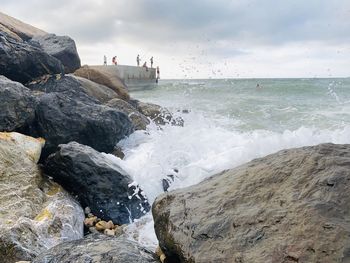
xmin=0 ymin=132 xmax=84 ymax=263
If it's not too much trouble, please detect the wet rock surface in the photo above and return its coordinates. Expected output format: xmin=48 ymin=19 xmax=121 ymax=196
xmin=153 ymin=144 xmax=350 ymax=263
xmin=0 ymin=32 xmax=63 ymax=84
xmin=107 ymin=98 xmax=150 ymax=130
xmin=30 ymin=34 xmax=81 ymax=73
xmin=0 ymin=132 xmax=84 ymax=263
xmin=131 ymin=100 xmax=183 ymax=126
xmin=45 ymin=142 xmax=150 ymax=225
xmin=31 ymin=89 xmax=133 ymax=157
xmin=32 ymin=234 xmax=158 ymax=263
xmin=0 ymin=76 xmax=36 ymax=132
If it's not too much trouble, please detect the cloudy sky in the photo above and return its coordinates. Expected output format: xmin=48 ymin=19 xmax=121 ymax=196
xmin=2 ymin=0 xmax=350 ymax=78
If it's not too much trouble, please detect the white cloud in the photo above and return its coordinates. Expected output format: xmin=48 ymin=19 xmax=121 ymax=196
xmin=1 ymin=0 xmax=350 ymax=78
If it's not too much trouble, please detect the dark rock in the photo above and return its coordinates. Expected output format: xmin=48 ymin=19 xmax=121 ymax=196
xmin=0 ymin=76 xmax=36 ymax=132
xmin=32 ymin=90 xmax=133 ymax=157
xmin=45 ymin=142 xmax=150 ymax=224
xmin=153 ymin=144 xmax=350 ymax=263
xmin=32 ymin=234 xmax=158 ymax=263
xmin=0 ymin=32 xmax=63 ymax=84
xmin=27 ymin=74 xmax=98 ymax=104
xmin=131 ymin=100 xmax=184 ymax=126
xmin=30 ymin=34 xmax=81 ymax=73
xmin=106 ymin=98 xmax=150 ymax=130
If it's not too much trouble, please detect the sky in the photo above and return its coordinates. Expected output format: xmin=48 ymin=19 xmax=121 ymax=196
xmin=1 ymin=0 xmax=350 ymax=79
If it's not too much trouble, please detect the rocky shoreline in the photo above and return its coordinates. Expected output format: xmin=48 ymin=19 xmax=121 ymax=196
xmin=1 ymin=12 xmax=350 ymax=263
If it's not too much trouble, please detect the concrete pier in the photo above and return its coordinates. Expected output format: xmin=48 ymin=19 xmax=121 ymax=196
xmin=90 ymin=65 xmax=157 ymax=90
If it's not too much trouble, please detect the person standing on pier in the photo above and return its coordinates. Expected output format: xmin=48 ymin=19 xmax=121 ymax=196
xmin=137 ymin=55 xmax=140 ymax=66
xmin=103 ymin=55 xmax=107 ymax=66
xmin=156 ymin=66 xmax=160 ymax=79
xmin=112 ymin=56 xmax=117 ymax=65
xmin=150 ymin=56 xmax=154 ymax=68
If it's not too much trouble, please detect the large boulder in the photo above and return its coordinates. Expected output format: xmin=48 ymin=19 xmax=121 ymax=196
xmin=0 ymin=11 xmax=46 ymax=41
xmin=74 ymin=65 xmax=130 ymax=100
xmin=32 ymin=234 xmax=158 ymax=263
xmin=45 ymin=142 xmax=150 ymax=224
xmin=27 ymin=74 xmax=99 ymax=104
xmin=153 ymin=144 xmax=350 ymax=263
xmin=0 ymin=132 xmax=84 ymax=263
xmin=106 ymin=98 xmax=150 ymax=130
xmin=71 ymin=75 xmax=121 ymax=103
xmin=31 ymin=91 xmax=133 ymax=157
xmin=31 ymin=34 xmax=81 ymax=73
xmin=0 ymin=32 xmax=63 ymax=84
xmin=0 ymin=76 xmax=36 ymax=132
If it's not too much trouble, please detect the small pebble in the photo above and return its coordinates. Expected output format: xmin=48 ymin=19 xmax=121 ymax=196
xmin=84 ymin=207 xmax=91 ymax=215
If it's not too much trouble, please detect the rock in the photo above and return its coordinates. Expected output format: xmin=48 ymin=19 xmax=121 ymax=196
xmin=44 ymin=142 xmax=151 ymax=225
xmin=131 ymin=100 xmax=184 ymax=126
xmin=0 ymin=132 xmax=84 ymax=263
xmin=30 ymin=34 xmax=81 ymax=73
xmin=84 ymin=207 xmax=91 ymax=215
xmin=72 ymin=75 xmax=121 ymax=103
xmin=31 ymin=90 xmax=133 ymax=157
xmin=104 ymin=228 xmax=116 ymax=236
xmin=84 ymin=216 xmax=97 ymax=227
xmin=95 ymin=220 xmax=114 ymax=231
xmin=74 ymin=65 xmax=130 ymax=100
xmin=27 ymin=74 xmax=98 ymax=104
xmin=32 ymin=234 xmax=158 ymax=263
xmin=0 ymin=32 xmax=63 ymax=84
xmin=0 ymin=11 xmax=47 ymax=41
xmin=88 ymin=227 xmax=99 ymax=234
xmin=107 ymin=98 xmax=150 ymax=130
xmin=0 ymin=76 xmax=36 ymax=132
xmin=153 ymin=144 xmax=350 ymax=263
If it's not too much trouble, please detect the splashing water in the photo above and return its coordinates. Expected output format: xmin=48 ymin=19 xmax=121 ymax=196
xmin=106 ymin=78 xmax=350 ymax=249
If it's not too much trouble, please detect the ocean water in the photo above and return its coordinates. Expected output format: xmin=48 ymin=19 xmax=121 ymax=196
xmin=105 ymin=78 xmax=350 ymax=248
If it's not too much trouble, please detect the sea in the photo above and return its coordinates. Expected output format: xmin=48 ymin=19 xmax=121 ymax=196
xmin=103 ymin=78 xmax=350 ymax=248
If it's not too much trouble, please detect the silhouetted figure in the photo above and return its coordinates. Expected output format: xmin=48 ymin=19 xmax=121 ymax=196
xmin=103 ymin=55 xmax=107 ymax=66
xmin=156 ymin=66 xmax=160 ymax=79
xmin=137 ymin=55 xmax=140 ymax=66
xmin=112 ymin=56 xmax=117 ymax=65
xmin=150 ymin=56 xmax=154 ymax=68
xmin=143 ymin=61 xmax=148 ymax=71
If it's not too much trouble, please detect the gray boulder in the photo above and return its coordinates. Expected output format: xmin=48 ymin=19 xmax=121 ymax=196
xmin=107 ymin=98 xmax=150 ymax=130
xmin=0 ymin=32 xmax=63 ymax=84
xmin=45 ymin=142 xmax=150 ymax=225
xmin=0 ymin=76 xmax=36 ymax=132
xmin=0 ymin=132 xmax=84 ymax=263
xmin=27 ymin=74 xmax=99 ymax=104
xmin=31 ymin=34 xmax=81 ymax=73
xmin=131 ymin=100 xmax=183 ymax=126
xmin=31 ymin=90 xmax=133 ymax=158
xmin=153 ymin=143 xmax=350 ymax=263
xmin=32 ymin=234 xmax=158 ymax=263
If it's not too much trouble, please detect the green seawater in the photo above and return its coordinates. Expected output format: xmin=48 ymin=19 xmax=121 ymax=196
xmin=130 ymin=78 xmax=350 ymax=132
